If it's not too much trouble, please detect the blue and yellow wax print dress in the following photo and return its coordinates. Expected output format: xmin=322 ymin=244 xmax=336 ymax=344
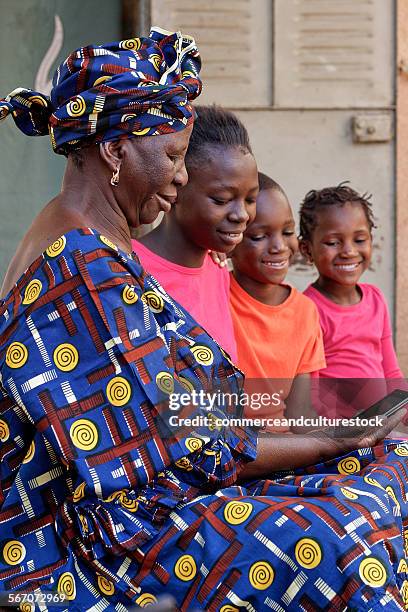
xmin=1 ymin=228 xmax=408 ymax=611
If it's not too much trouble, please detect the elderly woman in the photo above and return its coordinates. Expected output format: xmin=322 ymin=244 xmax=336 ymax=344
xmin=0 ymin=28 xmax=408 ymax=611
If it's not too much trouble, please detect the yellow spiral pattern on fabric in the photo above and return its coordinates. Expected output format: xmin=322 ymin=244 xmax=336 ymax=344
xmin=104 ymin=489 xmax=126 ymax=503
xmin=70 ymin=419 xmax=99 ymax=451
xmin=19 ymin=602 xmax=35 ymax=612
xmin=57 ymin=572 xmax=76 ymax=600
xmin=22 ymin=440 xmax=35 ymax=464
xmin=23 ymin=279 xmax=42 ymax=304
xmin=340 ymin=488 xmax=358 ymax=500
xmin=54 ymin=343 xmax=79 ymax=371
xmin=93 ymin=75 xmax=112 ymax=87
xmin=141 ymin=290 xmax=164 ymax=313
xmin=121 ymin=113 xmax=137 ymax=122
xmin=178 ymin=376 xmax=195 ymax=393
xmin=0 ymin=104 xmax=10 ymax=121
xmin=220 ymin=606 xmax=239 ymax=612
xmin=46 ymin=236 xmax=66 ymax=257
xmin=79 ymin=513 xmax=88 ymax=534
xmin=149 ymin=54 xmax=162 ymax=71
xmin=73 ymin=481 xmax=86 ymax=502
xmin=295 ymin=538 xmax=322 ymax=569
xmin=29 ymin=94 xmax=48 ymax=107
xmin=174 ymin=554 xmax=197 ymax=581
xmin=120 ymin=495 xmax=139 ymax=512
xmin=359 ymin=557 xmax=387 ymax=587
xmin=224 ymin=501 xmax=253 ymax=525
xmin=386 ymin=485 xmax=400 ymax=509
xmin=364 ymin=476 xmax=383 ymax=489
xmin=6 ymin=342 xmax=28 ymax=368
xmin=0 ymin=419 xmax=10 ymax=442
xmin=208 ymin=413 xmax=222 ymax=431
xmin=398 ymin=559 xmax=408 ymax=574
xmin=120 ymin=38 xmax=141 ymax=50
xmin=185 ymin=438 xmax=203 ymax=453
xmin=401 ymin=580 xmax=408 ymax=606
xmin=3 ymin=540 xmax=26 ymax=565
xmin=97 ymin=575 xmax=115 ymax=596
xmin=133 ymin=127 xmax=151 ymax=136
xmin=106 ymin=376 xmax=132 ymax=406
xmin=190 ymin=344 xmax=214 ymax=366
xmin=175 ymin=457 xmax=193 ymax=471
xmin=337 ymin=456 xmax=361 ymax=475
xmin=67 ymin=95 xmax=86 ymax=117
xmin=99 ymin=235 xmax=118 ymax=250
xmin=156 ymin=372 xmax=174 ymax=394
xmin=122 ymin=285 xmax=138 ymax=305
xmin=248 ymin=561 xmax=274 ymax=590
xmin=135 ymin=594 xmax=158 ymax=607
xmin=395 ymin=444 xmax=408 ymax=456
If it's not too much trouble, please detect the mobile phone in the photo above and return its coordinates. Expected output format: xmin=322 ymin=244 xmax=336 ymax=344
xmin=355 ymin=389 xmax=408 ymax=420
xmin=327 ymin=389 xmax=408 ymax=439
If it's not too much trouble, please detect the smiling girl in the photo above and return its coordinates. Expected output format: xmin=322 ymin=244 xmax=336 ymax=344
xmin=299 ymin=185 xmax=406 ymax=421
xmin=230 ymin=173 xmax=326 ymax=431
xmin=299 ymin=184 xmax=403 ymax=383
xmin=132 ymin=105 xmax=259 ymax=361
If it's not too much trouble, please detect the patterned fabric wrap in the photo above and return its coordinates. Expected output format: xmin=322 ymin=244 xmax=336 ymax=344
xmin=0 ymin=27 xmax=201 ymax=154
xmin=1 ymin=230 xmax=408 ymax=610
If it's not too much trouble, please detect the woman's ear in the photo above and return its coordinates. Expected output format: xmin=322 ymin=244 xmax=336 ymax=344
xmin=99 ymin=141 xmax=123 ymax=173
xmin=299 ymin=239 xmax=313 ymax=263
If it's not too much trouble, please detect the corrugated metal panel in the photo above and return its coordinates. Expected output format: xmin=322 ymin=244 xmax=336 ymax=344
xmin=274 ymin=0 xmax=393 ymax=108
xmin=151 ymin=0 xmax=272 ymax=106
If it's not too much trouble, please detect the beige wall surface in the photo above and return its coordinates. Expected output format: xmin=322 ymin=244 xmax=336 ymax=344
xmin=397 ymin=0 xmax=408 ymax=373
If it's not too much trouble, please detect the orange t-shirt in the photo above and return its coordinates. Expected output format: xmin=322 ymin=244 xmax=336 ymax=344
xmin=229 ymin=274 xmax=326 ymax=427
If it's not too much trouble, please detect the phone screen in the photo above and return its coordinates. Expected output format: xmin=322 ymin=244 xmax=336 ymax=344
xmin=355 ymin=389 xmax=408 ymax=420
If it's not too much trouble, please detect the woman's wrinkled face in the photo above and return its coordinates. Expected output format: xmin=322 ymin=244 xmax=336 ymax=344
xmin=120 ymin=125 xmax=193 ymax=226
xmin=173 ymin=145 xmax=259 ymax=253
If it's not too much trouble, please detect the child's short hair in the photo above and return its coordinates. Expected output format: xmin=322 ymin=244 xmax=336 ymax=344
xmin=186 ymin=105 xmax=252 ymax=168
xmin=299 ymin=182 xmax=375 ymax=242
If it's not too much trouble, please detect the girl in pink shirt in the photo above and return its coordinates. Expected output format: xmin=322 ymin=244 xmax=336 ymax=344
xmin=132 ymin=106 xmax=259 ymax=362
xmin=299 ymin=184 xmax=404 ymax=417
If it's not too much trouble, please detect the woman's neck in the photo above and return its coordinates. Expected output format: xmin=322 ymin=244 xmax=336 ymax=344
xmin=313 ymin=277 xmax=362 ymax=305
xmin=233 ymin=271 xmax=290 ymax=306
xmin=139 ymin=215 xmax=208 ymax=268
xmin=59 ymin=160 xmax=132 ymax=252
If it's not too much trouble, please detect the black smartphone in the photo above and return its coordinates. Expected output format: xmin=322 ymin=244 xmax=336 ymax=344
xmin=326 ymin=389 xmax=408 ymax=439
xmin=355 ymin=389 xmax=408 ymax=420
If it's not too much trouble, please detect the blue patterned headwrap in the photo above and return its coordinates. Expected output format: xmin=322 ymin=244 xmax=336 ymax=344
xmin=0 ymin=27 xmax=202 ymax=155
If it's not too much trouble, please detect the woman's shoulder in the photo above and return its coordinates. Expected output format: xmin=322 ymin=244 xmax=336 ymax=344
xmin=0 ymin=228 xmax=143 ymax=320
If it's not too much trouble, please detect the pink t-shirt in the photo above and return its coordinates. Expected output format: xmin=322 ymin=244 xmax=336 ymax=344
xmin=132 ymin=240 xmax=237 ymax=362
xmin=304 ymin=283 xmax=403 ymax=379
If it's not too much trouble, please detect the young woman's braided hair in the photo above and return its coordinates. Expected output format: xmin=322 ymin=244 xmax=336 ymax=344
xmin=185 ymin=105 xmax=252 ymax=169
xmin=299 ymin=182 xmax=376 ymax=242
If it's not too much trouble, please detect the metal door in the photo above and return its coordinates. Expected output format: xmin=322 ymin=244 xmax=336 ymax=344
xmin=151 ymin=0 xmax=395 ymax=302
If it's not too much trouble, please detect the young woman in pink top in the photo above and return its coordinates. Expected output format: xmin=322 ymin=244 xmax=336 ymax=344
xmin=132 ymin=105 xmax=259 ymax=362
xmin=299 ymin=184 xmax=404 ymax=417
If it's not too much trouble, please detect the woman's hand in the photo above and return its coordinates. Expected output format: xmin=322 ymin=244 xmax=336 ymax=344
xmin=317 ymin=407 xmax=406 ymax=459
xmin=237 ymin=408 xmax=406 ymax=482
